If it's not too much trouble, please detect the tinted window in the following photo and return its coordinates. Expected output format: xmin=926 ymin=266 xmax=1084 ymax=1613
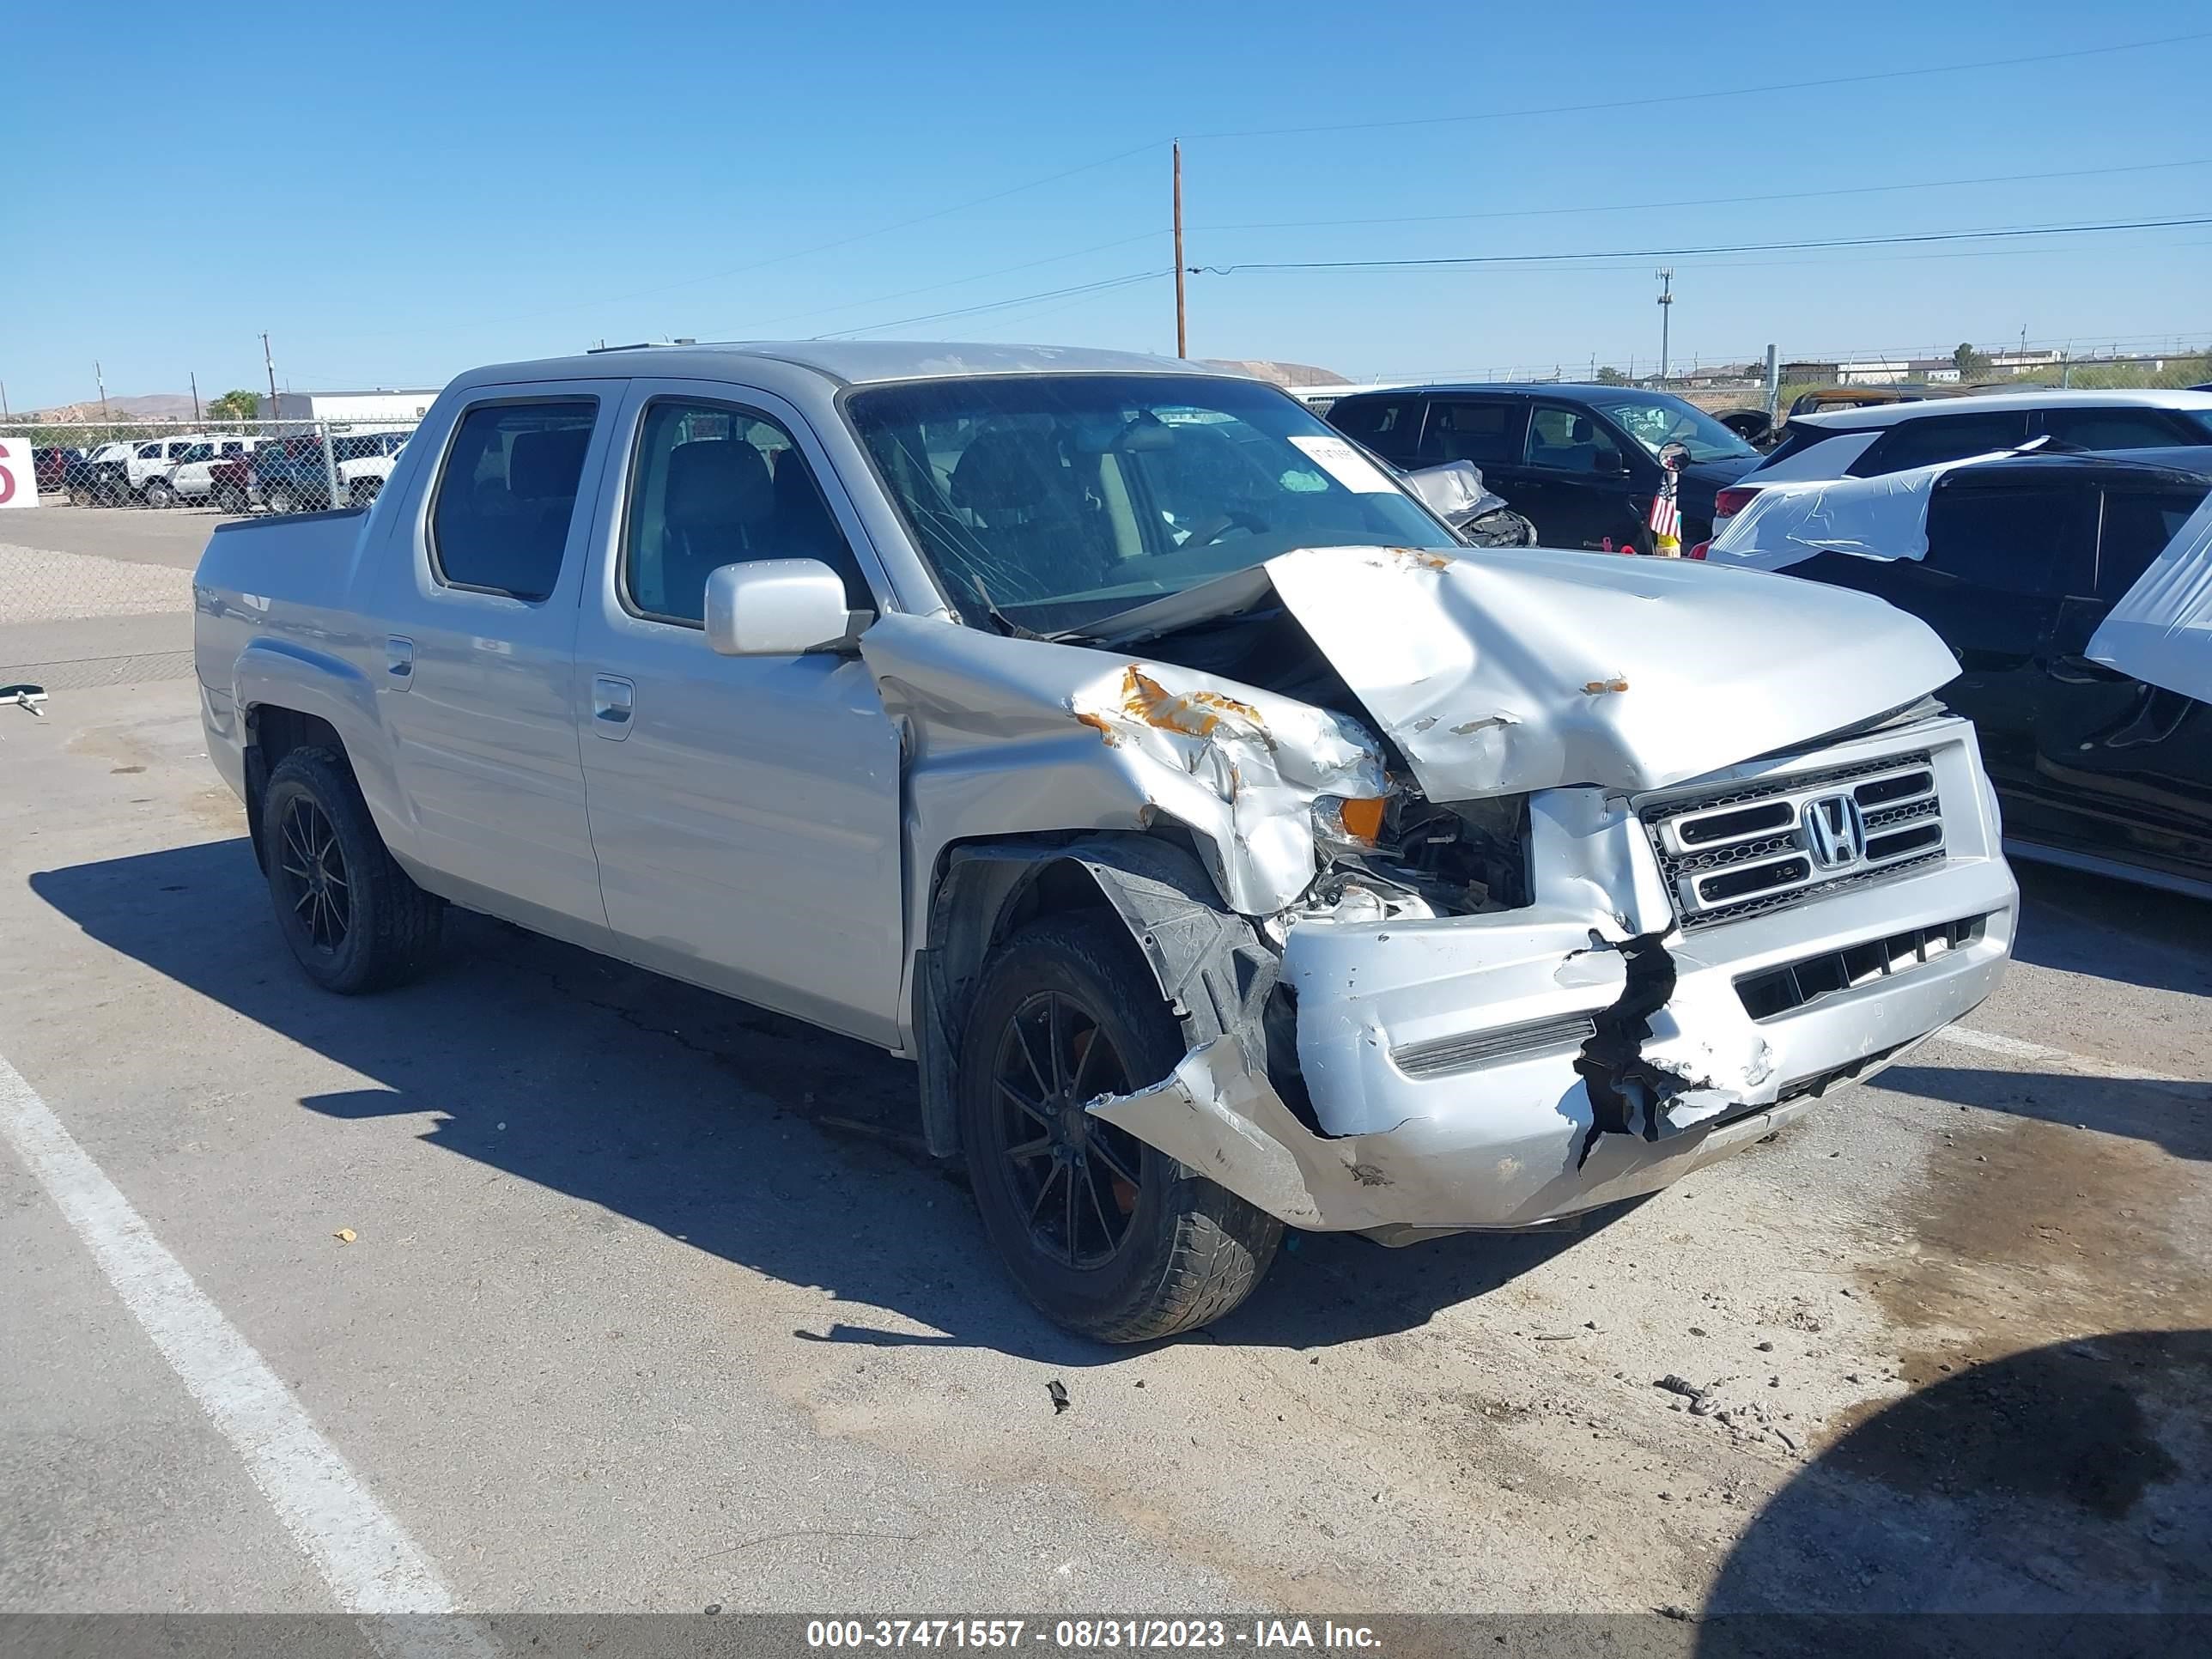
xmin=2097 ymin=485 xmax=2209 ymax=600
xmin=622 ymin=400 xmax=865 ymax=624
xmin=1923 ymin=484 xmax=2095 ymax=596
xmin=430 ymin=401 xmax=597 ymax=601
xmin=2037 ymin=408 xmax=2195 ymax=450
xmin=1417 ymin=400 xmax=1522 ymax=466
xmin=1328 ymin=396 xmax=1423 ymax=462
xmin=1524 ymin=405 xmax=1624 ymax=474
xmin=1853 ymin=413 xmax=2028 ymax=476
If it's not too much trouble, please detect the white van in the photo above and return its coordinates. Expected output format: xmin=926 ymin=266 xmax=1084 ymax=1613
xmin=134 ymin=435 xmax=258 ymax=506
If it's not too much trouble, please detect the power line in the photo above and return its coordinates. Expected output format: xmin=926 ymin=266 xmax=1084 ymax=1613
xmin=1180 ymin=30 xmax=2212 ymax=140
xmin=817 ymin=270 xmax=1170 ymax=338
xmin=1194 ymin=157 xmax=2212 ymax=235
xmin=1189 ymin=215 xmax=2212 ymax=276
xmin=742 ymin=228 xmax=1167 ymax=331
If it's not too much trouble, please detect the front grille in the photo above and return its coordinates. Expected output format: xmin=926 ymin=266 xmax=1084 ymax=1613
xmin=1392 ymin=1012 xmax=1597 ymax=1079
xmin=1736 ymin=915 xmax=1987 ymax=1021
xmin=1644 ymin=751 xmax=1945 ymax=928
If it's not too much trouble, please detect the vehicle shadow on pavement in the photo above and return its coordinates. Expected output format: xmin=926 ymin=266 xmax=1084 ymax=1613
xmin=1874 ymin=1060 xmax=2211 ymax=1163
xmin=29 ymin=837 xmax=1606 ymax=1363
xmin=1692 ymin=1329 xmax=2211 ymax=1652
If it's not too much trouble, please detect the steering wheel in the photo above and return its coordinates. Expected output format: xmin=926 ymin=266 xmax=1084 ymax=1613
xmin=1181 ymin=507 xmax=1268 ymax=547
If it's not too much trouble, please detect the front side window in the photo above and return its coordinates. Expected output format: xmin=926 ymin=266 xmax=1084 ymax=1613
xmin=844 ymin=374 xmax=1455 ymax=635
xmin=176 ymin=443 xmax=212 ymax=464
xmin=623 ymin=399 xmax=865 ymax=625
xmin=2096 ymin=484 xmax=2209 ymax=600
xmin=137 ymin=442 xmax=162 ymax=459
xmin=1524 ymin=406 xmax=1624 ymax=475
xmin=1923 ymin=484 xmax=2095 ymax=596
xmin=1586 ymin=394 xmax=1757 ymax=463
xmin=2038 ymin=407 xmax=2199 ymax=451
xmin=429 ymin=400 xmax=597 ymax=601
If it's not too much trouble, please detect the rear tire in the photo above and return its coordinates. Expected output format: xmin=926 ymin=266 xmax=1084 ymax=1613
xmin=957 ymin=913 xmax=1281 ymax=1341
xmin=261 ymin=746 xmax=444 ymax=994
xmin=143 ymin=477 xmax=173 ymax=508
xmin=266 ymin=484 xmax=295 ymax=514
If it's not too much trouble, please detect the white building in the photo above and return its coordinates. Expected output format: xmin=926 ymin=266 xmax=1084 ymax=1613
xmin=266 ymin=388 xmax=443 ymax=426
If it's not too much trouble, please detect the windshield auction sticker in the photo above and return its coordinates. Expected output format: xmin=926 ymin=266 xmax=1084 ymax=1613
xmin=1286 ymin=434 xmax=1396 ymax=493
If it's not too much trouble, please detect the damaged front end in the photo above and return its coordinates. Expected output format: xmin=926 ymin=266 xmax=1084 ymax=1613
xmin=876 ymin=544 xmax=2016 ymax=1237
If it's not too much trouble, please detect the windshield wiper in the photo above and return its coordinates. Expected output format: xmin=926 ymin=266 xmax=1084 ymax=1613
xmin=964 ymin=571 xmax=1049 ymax=641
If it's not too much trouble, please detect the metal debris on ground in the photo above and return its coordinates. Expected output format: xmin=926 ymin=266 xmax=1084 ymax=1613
xmin=2 ymin=684 xmax=47 ymax=719
xmin=1655 ymin=1374 xmax=1703 ymax=1400
xmin=1047 ymin=1379 xmax=1070 ymax=1414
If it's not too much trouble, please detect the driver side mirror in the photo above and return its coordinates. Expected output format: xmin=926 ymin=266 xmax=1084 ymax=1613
xmin=704 ymin=559 xmax=872 ymax=656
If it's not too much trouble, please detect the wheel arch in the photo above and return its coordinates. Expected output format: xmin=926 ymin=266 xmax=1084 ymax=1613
xmin=908 ymin=830 xmax=1278 ymax=1158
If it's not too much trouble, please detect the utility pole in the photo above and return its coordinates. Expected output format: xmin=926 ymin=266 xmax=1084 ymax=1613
xmin=1654 ymin=268 xmax=1674 ymax=387
xmin=191 ymin=372 xmax=202 ymax=424
xmin=262 ymin=333 xmax=279 ymax=420
xmin=96 ymin=361 xmax=109 ymax=422
xmin=1 ymin=380 xmax=9 ymax=422
xmin=1172 ymin=142 xmax=1188 ymax=359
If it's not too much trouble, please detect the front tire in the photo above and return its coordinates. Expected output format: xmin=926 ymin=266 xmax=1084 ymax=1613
xmin=957 ymin=914 xmax=1282 ymax=1341
xmin=265 ymin=484 xmax=295 ymax=514
xmin=261 ymin=746 xmax=444 ymax=993
xmin=142 ymin=477 xmax=173 ymax=508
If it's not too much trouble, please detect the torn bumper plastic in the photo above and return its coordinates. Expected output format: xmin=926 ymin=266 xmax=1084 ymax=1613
xmin=1092 ymin=728 xmax=2018 ymax=1235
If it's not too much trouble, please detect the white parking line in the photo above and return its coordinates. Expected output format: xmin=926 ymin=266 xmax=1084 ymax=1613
xmin=0 ymin=1051 xmax=492 ymax=1653
xmin=1935 ymin=1024 xmax=2196 ymax=1088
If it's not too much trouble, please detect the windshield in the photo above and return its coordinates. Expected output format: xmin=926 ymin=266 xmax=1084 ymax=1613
xmin=844 ymin=373 xmax=1455 ymax=634
xmin=1589 ymin=394 xmax=1759 ymax=464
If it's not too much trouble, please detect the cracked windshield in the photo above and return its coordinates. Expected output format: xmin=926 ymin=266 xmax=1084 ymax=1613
xmin=846 ymin=373 xmax=1455 ymax=634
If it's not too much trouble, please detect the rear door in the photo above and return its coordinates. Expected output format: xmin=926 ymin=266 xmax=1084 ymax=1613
xmin=372 ymin=386 xmax=617 ymax=947
xmin=572 ymin=378 xmax=907 ymax=1046
xmin=2028 ymin=481 xmax=2212 ymax=880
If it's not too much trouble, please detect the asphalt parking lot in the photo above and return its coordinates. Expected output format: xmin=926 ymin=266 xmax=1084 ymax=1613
xmin=3 ymin=501 xmax=2208 ymax=1624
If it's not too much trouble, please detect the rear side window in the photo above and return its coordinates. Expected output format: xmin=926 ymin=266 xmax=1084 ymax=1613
xmin=430 ymin=400 xmax=598 ymax=601
xmin=1923 ymin=484 xmax=2095 ymax=596
xmin=1522 ymin=405 xmax=1623 ymax=474
xmin=2096 ymin=485 xmax=2209 ymax=601
xmin=2037 ymin=407 xmax=2197 ymax=451
xmin=1328 ymin=396 xmax=1423 ymax=463
xmin=1419 ymin=399 xmax=1525 ymax=466
xmin=1852 ymin=412 xmax=2029 ymax=476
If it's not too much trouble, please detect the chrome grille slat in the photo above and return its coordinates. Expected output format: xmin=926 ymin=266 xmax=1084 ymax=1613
xmin=1643 ymin=751 xmax=1947 ymax=929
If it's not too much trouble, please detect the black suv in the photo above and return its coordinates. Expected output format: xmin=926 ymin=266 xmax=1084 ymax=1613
xmin=1767 ymin=449 xmax=2212 ymax=897
xmin=1326 ymin=383 xmax=1762 ymax=551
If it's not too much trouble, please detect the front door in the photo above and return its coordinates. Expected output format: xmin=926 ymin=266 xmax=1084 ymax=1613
xmin=374 ymin=388 xmax=616 ymax=947
xmin=1516 ymin=403 xmax=1644 ymax=550
xmin=2026 ymin=481 xmax=2212 ymax=878
xmin=574 ymin=380 xmax=906 ymax=1048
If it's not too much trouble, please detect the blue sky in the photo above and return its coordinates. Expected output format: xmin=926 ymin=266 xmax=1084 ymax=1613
xmin=3 ymin=2 xmax=2209 ymax=409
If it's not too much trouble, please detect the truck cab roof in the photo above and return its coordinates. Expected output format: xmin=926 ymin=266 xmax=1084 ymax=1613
xmin=460 ymin=340 xmax=1210 ymax=393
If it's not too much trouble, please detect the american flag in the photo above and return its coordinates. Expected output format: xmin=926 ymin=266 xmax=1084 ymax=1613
xmin=1647 ymin=480 xmax=1682 ymax=555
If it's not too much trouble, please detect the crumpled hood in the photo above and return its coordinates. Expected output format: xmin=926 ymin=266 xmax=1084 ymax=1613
xmin=1253 ymin=544 xmax=1960 ymax=799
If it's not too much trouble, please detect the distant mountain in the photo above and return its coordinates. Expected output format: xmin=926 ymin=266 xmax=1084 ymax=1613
xmin=21 ymin=393 xmax=199 ymax=422
xmin=1202 ymin=359 xmax=1349 ymax=388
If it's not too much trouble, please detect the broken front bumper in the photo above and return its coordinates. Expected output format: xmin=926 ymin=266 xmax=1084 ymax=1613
xmin=1092 ymin=720 xmax=2016 ymax=1234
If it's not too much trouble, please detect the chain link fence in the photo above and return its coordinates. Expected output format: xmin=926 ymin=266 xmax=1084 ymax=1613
xmin=0 ymin=416 xmax=416 ymax=696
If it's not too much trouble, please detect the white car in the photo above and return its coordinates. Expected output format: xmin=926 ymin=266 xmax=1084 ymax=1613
xmin=1707 ymin=388 xmax=2212 ymax=543
xmin=161 ymin=439 xmax=262 ymax=511
xmin=332 ymin=429 xmax=411 ymax=506
xmin=135 ymin=435 xmax=258 ymax=507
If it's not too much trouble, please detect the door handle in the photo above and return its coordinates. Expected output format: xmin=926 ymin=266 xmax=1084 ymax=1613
xmin=591 ymin=674 xmax=635 ymax=739
xmin=2047 ymin=653 xmax=2130 ymax=684
xmin=385 ymin=636 xmax=414 ymax=685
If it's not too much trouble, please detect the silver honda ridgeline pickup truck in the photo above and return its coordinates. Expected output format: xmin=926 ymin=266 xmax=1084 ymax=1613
xmin=194 ymin=344 xmax=2016 ymax=1339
